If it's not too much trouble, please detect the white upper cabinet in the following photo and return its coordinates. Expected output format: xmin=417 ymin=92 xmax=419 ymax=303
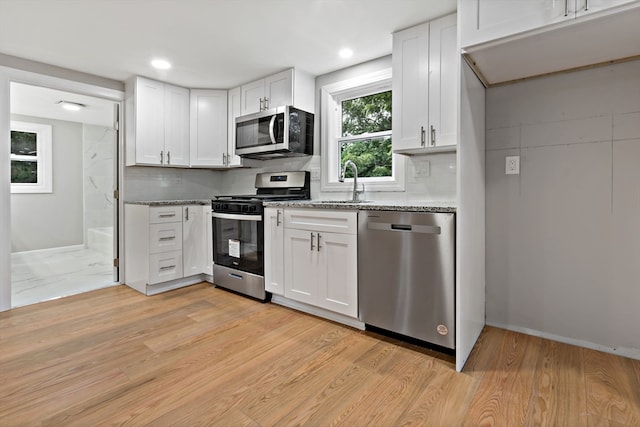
xmin=163 ymin=84 xmax=190 ymax=166
xmin=460 ymin=0 xmax=640 ymax=85
xmin=240 ymin=68 xmax=314 ymax=116
xmin=226 ymin=87 xmax=243 ymax=167
xmin=126 ymin=76 xmax=190 ymax=167
xmin=460 ymin=0 xmax=568 ymax=48
xmin=189 ymin=89 xmax=228 ymax=167
xmin=392 ymin=13 xmax=458 ymax=154
xmin=460 ymin=0 xmax=640 ymax=48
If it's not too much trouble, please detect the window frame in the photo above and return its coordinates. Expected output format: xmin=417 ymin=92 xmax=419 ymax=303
xmin=320 ymin=68 xmax=405 ymax=192
xmin=10 ymin=120 xmax=53 ymax=194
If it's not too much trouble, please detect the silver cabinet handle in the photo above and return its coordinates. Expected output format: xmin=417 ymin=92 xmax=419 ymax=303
xmin=158 ymin=213 xmax=176 ymax=218
xmin=317 ymin=233 xmax=321 ymax=252
xmin=430 ymin=125 xmax=436 ymax=146
xmin=585 ymin=0 xmax=589 ymax=11
xmin=310 ymin=232 xmax=315 ymax=251
xmin=565 ymin=0 xmax=569 ymax=16
xmin=167 ymin=151 xmax=171 ymax=165
xmin=276 ymin=210 xmax=281 ymax=226
xmin=259 ymin=97 xmax=265 ymax=111
xmin=263 ymin=97 xmax=269 ymax=110
xmin=159 ymin=265 xmax=176 ymax=271
xmin=185 ymin=206 xmax=189 ymax=221
xmin=420 ymin=126 xmax=426 ymax=146
xmin=159 ymin=236 xmax=176 ymax=241
xmin=268 ymin=115 xmax=277 ymax=144
xmin=222 ymin=152 xmax=227 ymax=166
xmin=160 ymin=150 xmax=164 ymax=164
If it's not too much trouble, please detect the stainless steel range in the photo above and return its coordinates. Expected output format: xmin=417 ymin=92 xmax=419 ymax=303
xmin=211 ymin=171 xmax=310 ymax=301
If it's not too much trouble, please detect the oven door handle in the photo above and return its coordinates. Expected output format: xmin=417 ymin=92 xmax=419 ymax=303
xmin=211 ymin=212 xmax=262 ymax=221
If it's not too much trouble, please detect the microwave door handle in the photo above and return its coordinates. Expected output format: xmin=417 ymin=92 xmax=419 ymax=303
xmin=268 ymin=114 xmax=277 ymax=144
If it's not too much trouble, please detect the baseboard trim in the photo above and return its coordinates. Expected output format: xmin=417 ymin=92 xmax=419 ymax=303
xmin=271 ymin=295 xmax=365 ymax=331
xmin=486 ymin=321 xmax=640 ymax=361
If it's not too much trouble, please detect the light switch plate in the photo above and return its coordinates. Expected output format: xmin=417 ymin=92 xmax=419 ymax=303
xmin=505 ymin=156 xmax=520 ymax=175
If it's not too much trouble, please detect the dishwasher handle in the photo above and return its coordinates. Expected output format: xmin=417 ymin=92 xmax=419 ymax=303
xmin=367 ymin=222 xmax=441 ymax=235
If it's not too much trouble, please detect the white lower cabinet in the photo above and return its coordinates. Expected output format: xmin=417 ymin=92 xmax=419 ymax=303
xmin=125 ymin=204 xmax=208 ymax=295
xmin=281 ymin=209 xmax=358 ymax=318
xmin=264 ymin=208 xmax=285 ymax=295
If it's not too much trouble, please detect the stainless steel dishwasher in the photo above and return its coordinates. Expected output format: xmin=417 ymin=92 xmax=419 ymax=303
xmin=358 ymin=210 xmax=455 ymax=349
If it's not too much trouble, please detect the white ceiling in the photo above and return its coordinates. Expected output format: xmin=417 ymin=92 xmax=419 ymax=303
xmin=2 ymin=0 xmax=456 ymax=127
xmin=0 ymin=0 xmax=457 ymax=89
xmin=10 ymin=83 xmax=116 ymax=127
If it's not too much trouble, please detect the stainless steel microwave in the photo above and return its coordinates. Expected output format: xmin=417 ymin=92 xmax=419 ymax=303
xmin=235 ymin=106 xmax=314 ymax=160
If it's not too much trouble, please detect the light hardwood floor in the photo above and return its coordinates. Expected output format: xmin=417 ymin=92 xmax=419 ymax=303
xmin=1 ymin=283 xmax=638 ymax=426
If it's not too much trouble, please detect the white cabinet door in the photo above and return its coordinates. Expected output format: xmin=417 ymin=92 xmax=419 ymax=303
xmin=135 ymin=77 xmax=165 ymax=165
xmin=317 ymin=232 xmax=358 ymax=317
xmin=460 ymin=0 xmax=569 ymax=48
xmin=226 ymin=86 xmax=243 ymax=167
xmin=182 ymin=205 xmax=204 ymax=277
xmin=190 ymin=89 xmax=227 ymax=167
xmin=575 ymin=0 xmax=639 ymax=17
xmin=265 ymin=69 xmax=293 ymax=111
xmin=429 ymin=13 xmax=458 ymax=148
xmin=284 ymin=228 xmax=319 ymax=305
xmin=392 ymin=22 xmax=430 ymax=152
xmin=163 ymin=84 xmax=190 ymax=166
xmin=240 ymin=79 xmax=265 ymax=116
xmin=204 ymin=206 xmax=213 ymax=276
xmin=264 ymin=208 xmax=285 ymax=295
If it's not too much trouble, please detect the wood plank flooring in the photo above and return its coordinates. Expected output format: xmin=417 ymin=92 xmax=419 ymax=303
xmin=1 ymin=283 xmax=639 ymax=426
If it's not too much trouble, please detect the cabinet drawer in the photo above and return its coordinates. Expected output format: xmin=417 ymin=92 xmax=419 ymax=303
xmin=284 ymin=209 xmax=357 ymax=234
xmin=149 ymin=222 xmax=183 ymax=253
xmin=149 ymin=251 xmax=184 ymax=284
xmin=150 ymin=206 xmax=183 ymax=223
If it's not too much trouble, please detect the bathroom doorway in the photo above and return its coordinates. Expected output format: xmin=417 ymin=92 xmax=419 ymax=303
xmin=9 ymin=82 xmax=119 ymax=307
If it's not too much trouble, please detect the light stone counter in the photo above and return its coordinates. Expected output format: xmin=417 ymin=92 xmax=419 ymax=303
xmin=125 ymin=200 xmax=211 ymax=206
xmin=264 ymin=200 xmax=456 ymax=213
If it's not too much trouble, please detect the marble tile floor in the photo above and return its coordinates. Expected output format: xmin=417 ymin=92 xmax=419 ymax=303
xmin=11 ymin=245 xmax=117 ymax=308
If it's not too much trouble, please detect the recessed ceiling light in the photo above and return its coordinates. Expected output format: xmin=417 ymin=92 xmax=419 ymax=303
xmin=339 ymin=48 xmax=353 ymax=59
xmin=57 ymin=101 xmax=85 ymax=111
xmin=151 ymin=59 xmax=172 ymax=70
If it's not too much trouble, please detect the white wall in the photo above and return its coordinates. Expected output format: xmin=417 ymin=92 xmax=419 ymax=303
xmin=83 ymin=124 xmax=115 ymax=235
xmin=11 ymin=114 xmax=84 ymax=252
xmin=485 ymin=59 xmax=640 ymax=358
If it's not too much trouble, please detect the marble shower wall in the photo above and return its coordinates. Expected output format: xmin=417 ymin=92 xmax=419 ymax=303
xmin=82 ymin=124 xmax=115 ymax=240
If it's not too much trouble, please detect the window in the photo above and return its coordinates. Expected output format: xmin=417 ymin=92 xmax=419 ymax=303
xmin=321 ymin=68 xmax=404 ymax=192
xmin=10 ymin=121 xmax=53 ymax=193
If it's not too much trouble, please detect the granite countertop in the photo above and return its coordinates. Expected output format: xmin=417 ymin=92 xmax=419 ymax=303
xmin=125 ymin=199 xmax=211 ymax=206
xmin=264 ymin=200 xmax=456 ymax=213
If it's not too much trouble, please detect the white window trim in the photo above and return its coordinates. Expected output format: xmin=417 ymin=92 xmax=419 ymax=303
xmin=10 ymin=121 xmax=53 ymax=194
xmin=320 ymin=68 xmax=405 ymax=192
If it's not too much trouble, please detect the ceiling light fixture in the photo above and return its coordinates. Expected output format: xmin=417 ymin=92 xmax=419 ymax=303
xmin=151 ymin=58 xmax=172 ymax=70
xmin=339 ymin=48 xmax=353 ymax=59
xmin=57 ymin=101 xmax=85 ymax=111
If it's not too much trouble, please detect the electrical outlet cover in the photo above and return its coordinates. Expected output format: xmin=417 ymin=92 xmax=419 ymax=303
xmin=505 ymin=156 xmax=520 ymax=175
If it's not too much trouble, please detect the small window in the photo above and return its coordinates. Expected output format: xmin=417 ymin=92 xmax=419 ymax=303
xmin=10 ymin=121 xmax=53 ymax=193
xmin=339 ymin=90 xmax=392 ymax=179
xmin=321 ymin=68 xmax=404 ymax=192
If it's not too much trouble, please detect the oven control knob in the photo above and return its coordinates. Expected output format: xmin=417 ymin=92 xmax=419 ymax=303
xmin=242 ymin=205 xmax=249 ymax=212
xmin=249 ymin=205 xmax=257 ymax=212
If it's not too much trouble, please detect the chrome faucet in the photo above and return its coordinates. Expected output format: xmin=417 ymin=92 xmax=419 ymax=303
xmin=339 ymin=160 xmax=362 ymax=202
